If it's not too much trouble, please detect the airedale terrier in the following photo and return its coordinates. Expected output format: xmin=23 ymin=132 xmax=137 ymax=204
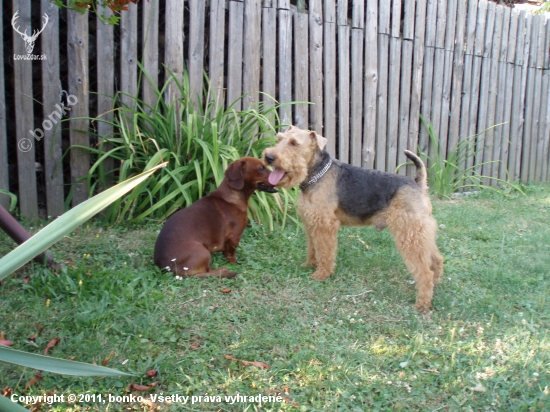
xmin=263 ymin=126 xmax=443 ymax=311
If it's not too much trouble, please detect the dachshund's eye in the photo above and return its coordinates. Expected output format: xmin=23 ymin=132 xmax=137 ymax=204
xmin=259 ymin=166 xmax=265 ymax=171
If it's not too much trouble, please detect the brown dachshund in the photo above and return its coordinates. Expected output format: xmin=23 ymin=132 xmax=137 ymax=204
xmin=154 ymin=157 xmax=277 ymax=278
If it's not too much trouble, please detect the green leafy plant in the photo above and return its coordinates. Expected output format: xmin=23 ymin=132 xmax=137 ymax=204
xmin=402 ymin=116 xmax=525 ymax=199
xmin=80 ymin=65 xmax=297 ymax=230
xmin=0 ymin=189 xmax=18 ymax=212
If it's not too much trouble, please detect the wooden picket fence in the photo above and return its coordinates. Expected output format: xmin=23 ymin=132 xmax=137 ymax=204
xmin=1 ymin=0 xmax=549 ymax=219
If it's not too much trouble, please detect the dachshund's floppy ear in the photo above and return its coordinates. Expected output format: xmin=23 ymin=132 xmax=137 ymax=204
xmin=225 ymin=159 xmax=245 ymax=190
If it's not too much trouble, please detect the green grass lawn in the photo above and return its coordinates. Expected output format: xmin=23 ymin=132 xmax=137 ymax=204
xmin=1 ymin=186 xmax=549 ymax=411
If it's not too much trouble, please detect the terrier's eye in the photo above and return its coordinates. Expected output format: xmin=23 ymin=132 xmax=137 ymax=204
xmin=289 ymin=140 xmax=298 ymax=146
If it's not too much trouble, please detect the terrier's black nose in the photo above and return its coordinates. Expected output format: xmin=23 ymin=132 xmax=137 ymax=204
xmin=265 ymin=154 xmax=275 ymax=164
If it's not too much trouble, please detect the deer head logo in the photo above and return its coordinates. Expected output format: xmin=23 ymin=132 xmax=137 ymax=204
xmin=12 ymin=11 xmax=49 ymax=54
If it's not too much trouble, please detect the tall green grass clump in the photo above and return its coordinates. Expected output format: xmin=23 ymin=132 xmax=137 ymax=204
xmin=414 ymin=116 xmax=524 ymax=199
xmin=82 ymin=66 xmax=296 ymax=230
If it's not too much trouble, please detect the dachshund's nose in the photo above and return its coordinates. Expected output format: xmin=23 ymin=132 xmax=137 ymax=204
xmin=265 ymin=154 xmax=276 ymax=165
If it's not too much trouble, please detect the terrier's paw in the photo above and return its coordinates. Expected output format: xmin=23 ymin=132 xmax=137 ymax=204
xmin=413 ymin=301 xmax=432 ymax=312
xmin=310 ymin=271 xmax=330 ymax=281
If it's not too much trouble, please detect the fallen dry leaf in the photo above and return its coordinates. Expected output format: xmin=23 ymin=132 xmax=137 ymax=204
xmin=3 ymin=387 xmax=12 ymax=397
xmin=23 ymin=276 xmax=30 ymax=284
xmin=221 ymin=288 xmax=231 ymax=293
xmin=224 ymin=355 xmax=269 ymax=369
xmin=129 ymin=383 xmax=152 ymax=391
xmin=24 ymin=373 xmax=43 ymax=391
xmin=0 ymin=340 xmax=13 ymax=346
xmin=189 ymin=341 xmax=200 ymax=350
xmin=146 ymin=370 xmax=158 ymax=378
xmin=28 ymin=324 xmax=43 ymax=344
xmin=43 ymin=337 xmax=60 ymax=355
xmin=241 ymin=360 xmax=269 ymax=369
xmin=101 ymin=352 xmax=115 ymax=366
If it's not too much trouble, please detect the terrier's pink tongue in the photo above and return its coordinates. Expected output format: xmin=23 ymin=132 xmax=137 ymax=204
xmin=268 ymin=169 xmax=285 ymax=185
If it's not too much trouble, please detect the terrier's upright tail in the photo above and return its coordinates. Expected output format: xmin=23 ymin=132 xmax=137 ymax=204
xmin=404 ymin=150 xmax=428 ymax=195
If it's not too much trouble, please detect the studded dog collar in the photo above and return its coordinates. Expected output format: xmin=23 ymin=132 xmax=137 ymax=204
xmin=299 ymin=158 xmax=333 ymax=191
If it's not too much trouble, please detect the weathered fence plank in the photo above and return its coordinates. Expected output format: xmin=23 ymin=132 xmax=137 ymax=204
xmin=0 ymin=3 xmax=8 ymax=210
xmin=475 ymin=2 xmax=496 ymax=179
xmin=376 ymin=0 xmax=391 ymax=171
xmin=309 ymin=0 xmax=324 ymax=134
xmin=323 ymin=0 xmax=336 ymax=156
xmin=493 ymin=7 xmax=511 ymax=182
xmin=532 ymin=16 xmax=547 ymax=182
xmin=188 ymin=0 xmax=205 ymax=107
xmin=350 ymin=0 xmax=364 ymax=167
xmin=397 ymin=0 xmax=415 ymax=175
xmin=228 ymin=0 xmax=244 ymax=110
xmin=542 ymin=20 xmax=550 ymax=182
xmin=278 ymin=0 xmax=292 ymax=127
xmin=509 ymin=12 xmax=530 ymax=182
xmin=418 ymin=0 xmax=437 ymax=156
xmin=500 ymin=9 xmax=519 ymax=181
xmin=294 ymin=10 xmax=309 ymax=129
xmin=488 ymin=7 xmax=504 ymax=185
xmin=447 ymin=0 xmax=467 ymax=153
xmin=521 ymin=14 xmax=537 ymax=182
xmin=41 ymin=0 xmax=64 ymax=217
xmin=438 ymin=0 xmax=457 ymax=160
xmin=407 ymin=0 xmax=427 ymax=177
xmin=142 ymin=0 xmax=159 ymax=108
xmin=209 ymin=0 xmax=226 ymax=105
xmin=96 ymin=8 xmax=115 ymax=190
xmin=12 ymin=0 xmax=37 ymax=217
xmin=363 ymin=0 xmax=378 ymax=169
xmin=164 ymin=1 xmax=184 ymax=102
xmin=243 ymin=0 xmax=262 ymax=110
xmin=67 ymin=9 xmax=90 ymax=207
xmin=262 ymin=1 xmax=276 ymax=107
xmin=120 ymin=6 xmax=138 ymax=110
xmin=428 ymin=0 xmax=446 ymax=160
xmin=386 ymin=0 xmax=402 ymax=173
xmin=458 ymin=0 xmax=479 ymax=165
xmin=466 ymin=0 xmax=487 ymax=174
xmin=337 ymin=0 xmax=349 ymax=162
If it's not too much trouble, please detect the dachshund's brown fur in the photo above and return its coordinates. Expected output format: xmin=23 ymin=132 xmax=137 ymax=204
xmin=154 ymin=157 xmax=276 ymax=278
